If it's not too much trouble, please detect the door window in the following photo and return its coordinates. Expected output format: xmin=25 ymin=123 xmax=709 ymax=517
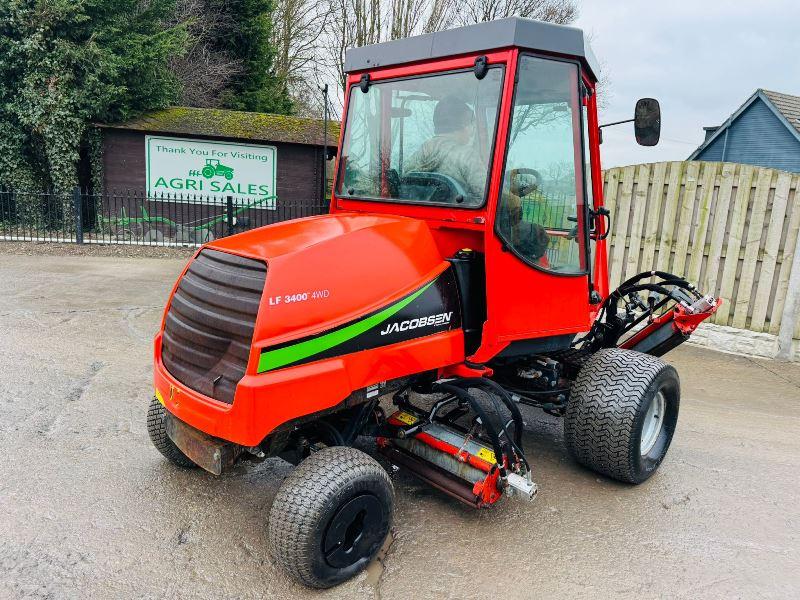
xmin=496 ymin=56 xmax=587 ymax=274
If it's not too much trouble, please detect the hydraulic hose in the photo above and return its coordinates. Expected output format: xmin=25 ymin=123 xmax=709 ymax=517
xmin=618 ymin=270 xmax=685 ymax=288
xmin=433 ymin=382 xmax=508 ymax=477
xmin=316 ymin=420 xmax=345 ymax=446
xmin=446 ymin=377 xmax=524 ymax=447
xmin=343 ymin=398 xmax=377 ymax=444
xmin=439 ymin=378 xmax=531 ymax=473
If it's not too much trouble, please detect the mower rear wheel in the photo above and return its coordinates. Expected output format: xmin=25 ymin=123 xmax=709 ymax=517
xmin=564 ymin=348 xmax=679 ymax=484
xmin=268 ymin=446 xmax=393 ymax=588
xmin=146 ymin=397 xmax=197 ymax=469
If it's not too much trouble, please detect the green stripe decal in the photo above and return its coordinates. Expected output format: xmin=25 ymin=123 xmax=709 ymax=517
xmin=258 ymin=280 xmax=435 ymax=373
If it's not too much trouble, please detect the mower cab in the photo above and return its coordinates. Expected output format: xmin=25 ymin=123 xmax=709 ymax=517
xmin=148 ymin=17 xmax=719 ymax=588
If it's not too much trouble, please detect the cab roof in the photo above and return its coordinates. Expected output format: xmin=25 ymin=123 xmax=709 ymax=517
xmin=344 ymin=17 xmax=600 ymax=80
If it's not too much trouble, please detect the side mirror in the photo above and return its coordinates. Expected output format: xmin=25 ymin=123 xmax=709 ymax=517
xmin=634 ymin=98 xmax=661 ymax=146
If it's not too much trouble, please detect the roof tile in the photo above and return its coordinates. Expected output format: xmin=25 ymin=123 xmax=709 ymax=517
xmin=762 ymin=89 xmax=800 ymax=135
xmin=98 ymin=107 xmax=340 ymax=147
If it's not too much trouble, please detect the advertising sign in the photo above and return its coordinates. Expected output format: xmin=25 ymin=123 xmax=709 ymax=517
xmin=145 ymin=136 xmax=277 ymax=208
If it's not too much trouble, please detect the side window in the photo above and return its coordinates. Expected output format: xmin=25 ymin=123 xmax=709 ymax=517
xmin=496 ymin=56 xmax=586 ymax=274
xmin=582 ymin=94 xmax=596 ymax=270
xmin=338 ymin=89 xmax=382 ymax=199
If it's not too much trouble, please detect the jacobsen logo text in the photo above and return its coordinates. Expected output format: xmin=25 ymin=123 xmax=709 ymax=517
xmin=380 ymin=312 xmax=453 ymax=336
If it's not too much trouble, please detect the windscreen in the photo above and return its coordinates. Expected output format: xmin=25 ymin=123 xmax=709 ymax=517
xmin=336 ymin=68 xmax=504 ymax=207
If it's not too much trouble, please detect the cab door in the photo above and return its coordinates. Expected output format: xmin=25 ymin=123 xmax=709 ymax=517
xmin=474 ymin=54 xmax=594 ymax=362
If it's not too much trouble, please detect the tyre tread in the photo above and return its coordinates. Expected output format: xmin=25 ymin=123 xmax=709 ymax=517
xmin=564 ymin=348 xmax=674 ymax=483
xmin=268 ymin=446 xmax=393 ymax=588
xmin=146 ymin=398 xmax=196 ymax=468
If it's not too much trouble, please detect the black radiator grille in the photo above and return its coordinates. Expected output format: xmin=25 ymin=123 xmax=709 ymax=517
xmin=161 ymin=249 xmax=267 ymax=404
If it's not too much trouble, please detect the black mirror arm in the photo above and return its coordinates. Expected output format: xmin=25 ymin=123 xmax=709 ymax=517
xmin=599 ymin=118 xmax=634 ymax=129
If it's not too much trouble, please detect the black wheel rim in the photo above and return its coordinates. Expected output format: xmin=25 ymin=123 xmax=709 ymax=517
xmin=323 ymin=494 xmax=384 ymax=569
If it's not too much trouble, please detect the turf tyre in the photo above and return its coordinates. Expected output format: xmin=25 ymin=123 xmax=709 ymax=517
xmin=146 ymin=397 xmax=196 ymax=469
xmin=564 ymin=348 xmax=679 ymax=483
xmin=268 ymin=446 xmax=393 ymax=588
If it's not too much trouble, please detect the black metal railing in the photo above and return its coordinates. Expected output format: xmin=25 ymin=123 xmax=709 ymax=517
xmin=0 ymin=188 xmax=329 ymax=246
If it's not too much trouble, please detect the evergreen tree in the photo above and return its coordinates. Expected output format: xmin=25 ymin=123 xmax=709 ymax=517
xmin=212 ymin=0 xmax=293 ymax=114
xmin=0 ymin=0 xmax=187 ymax=190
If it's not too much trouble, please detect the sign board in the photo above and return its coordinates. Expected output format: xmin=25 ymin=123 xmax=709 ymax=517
xmin=145 ymin=136 xmax=277 ymax=208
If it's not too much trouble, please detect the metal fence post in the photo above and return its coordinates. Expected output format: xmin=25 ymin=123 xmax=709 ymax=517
xmin=226 ymin=196 xmax=234 ymax=237
xmin=73 ymin=187 xmax=84 ymax=244
xmin=321 ymin=83 xmax=329 ymax=205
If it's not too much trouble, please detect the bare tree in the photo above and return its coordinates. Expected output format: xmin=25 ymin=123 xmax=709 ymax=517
xmin=322 ymin=0 xmax=577 ymax=105
xmin=452 ymin=0 xmax=577 ymax=27
xmin=389 ymin=0 xmax=428 ymax=39
xmin=169 ymin=0 xmax=583 ymax=114
xmin=320 ymin=0 xmax=385 ymax=91
xmin=422 ymin=0 xmax=455 ymax=33
xmin=276 ymin=0 xmax=580 ymax=116
xmin=168 ymin=0 xmax=244 ymax=108
xmin=273 ymin=0 xmax=332 ymax=94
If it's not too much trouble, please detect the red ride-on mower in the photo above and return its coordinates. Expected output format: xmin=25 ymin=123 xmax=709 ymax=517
xmin=147 ymin=18 xmax=719 ymax=587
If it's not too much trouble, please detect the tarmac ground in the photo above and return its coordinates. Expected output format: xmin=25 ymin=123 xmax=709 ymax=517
xmin=1 ymin=248 xmax=798 ymax=599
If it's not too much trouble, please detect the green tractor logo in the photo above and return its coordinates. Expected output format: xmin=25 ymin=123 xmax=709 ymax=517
xmin=200 ymin=158 xmax=234 ymax=180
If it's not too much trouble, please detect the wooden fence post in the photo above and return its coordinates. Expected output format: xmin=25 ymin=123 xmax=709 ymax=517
xmin=777 ymin=224 xmax=800 ymax=360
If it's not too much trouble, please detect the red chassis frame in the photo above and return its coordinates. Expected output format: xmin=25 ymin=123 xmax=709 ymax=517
xmin=153 ymin=47 xmax=611 ymax=448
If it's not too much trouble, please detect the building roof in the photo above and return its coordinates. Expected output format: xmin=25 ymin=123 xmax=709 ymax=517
xmin=98 ymin=107 xmax=340 ymax=147
xmin=689 ymin=89 xmax=800 ymax=159
xmin=762 ymin=90 xmax=800 ymax=136
xmin=344 ymin=17 xmax=599 ymax=80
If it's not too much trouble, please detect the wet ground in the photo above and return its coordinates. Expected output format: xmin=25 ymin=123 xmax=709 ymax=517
xmin=1 ymin=249 xmax=799 ymax=599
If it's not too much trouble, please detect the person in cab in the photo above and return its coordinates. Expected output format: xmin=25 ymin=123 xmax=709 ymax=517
xmin=404 ymin=95 xmax=487 ymax=199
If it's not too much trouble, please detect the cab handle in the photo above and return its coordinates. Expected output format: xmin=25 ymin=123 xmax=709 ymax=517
xmin=590 ymin=207 xmax=611 ymax=240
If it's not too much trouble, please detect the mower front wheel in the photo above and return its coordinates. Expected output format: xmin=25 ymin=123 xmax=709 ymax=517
xmin=146 ymin=397 xmax=197 ymax=469
xmin=564 ymin=348 xmax=679 ymax=483
xmin=268 ymin=446 xmax=394 ymax=588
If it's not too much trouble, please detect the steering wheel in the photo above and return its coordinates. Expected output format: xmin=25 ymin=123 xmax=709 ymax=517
xmin=385 ymin=168 xmax=401 ymax=198
xmin=401 ymin=171 xmax=469 ymax=204
xmin=506 ymin=168 xmax=543 ymax=197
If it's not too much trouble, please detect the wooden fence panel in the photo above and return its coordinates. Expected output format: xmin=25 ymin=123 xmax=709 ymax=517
xmin=608 ymin=165 xmax=636 ymax=287
xmin=624 ymin=163 xmax=650 ymax=282
xmin=671 ymin=161 xmax=700 ymax=277
xmin=701 ymin=162 xmax=736 ymax=300
xmin=655 ymin=162 xmax=684 ymax=273
xmin=686 ymin=162 xmax=718 ymax=285
xmin=732 ymin=167 xmax=772 ymax=329
xmin=751 ymin=171 xmax=792 ymax=331
xmin=640 ymin=161 xmax=667 ymax=272
xmin=768 ymin=173 xmax=800 ymax=335
xmin=602 ymin=161 xmax=800 ymax=341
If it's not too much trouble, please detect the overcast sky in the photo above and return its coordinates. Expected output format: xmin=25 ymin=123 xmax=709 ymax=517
xmin=575 ymin=1 xmax=800 ymax=168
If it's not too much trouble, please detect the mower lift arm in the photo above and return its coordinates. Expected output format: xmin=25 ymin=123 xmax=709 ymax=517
xmin=579 ymin=271 xmax=720 ymax=358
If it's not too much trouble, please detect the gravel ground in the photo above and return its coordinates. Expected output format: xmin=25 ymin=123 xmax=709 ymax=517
xmin=1 ymin=252 xmax=799 ymax=599
xmin=0 ymin=240 xmax=196 ymax=259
